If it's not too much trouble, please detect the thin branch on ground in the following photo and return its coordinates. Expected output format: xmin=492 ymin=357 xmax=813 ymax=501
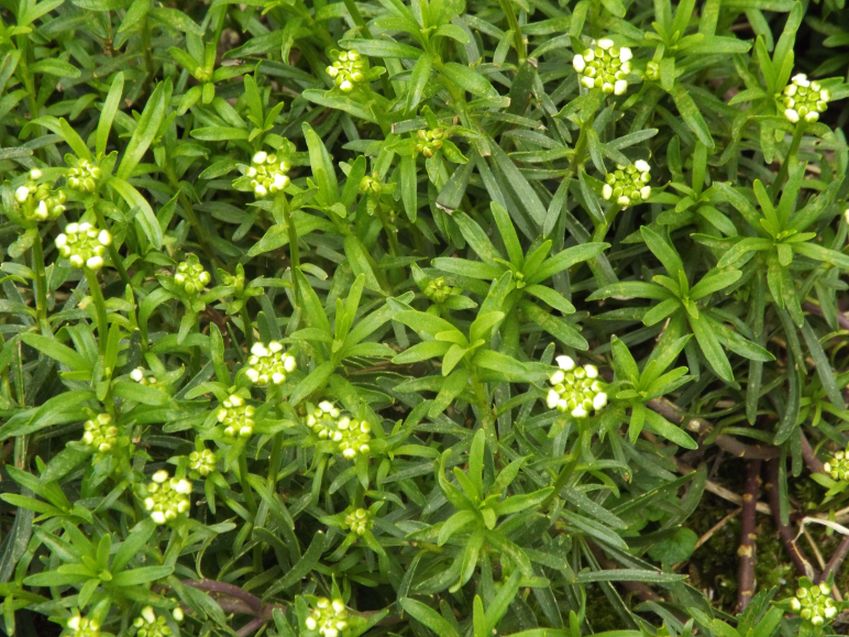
xmin=765 ymin=459 xmax=817 ymax=579
xmin=736 ymin=459 xmax=762 ymax=613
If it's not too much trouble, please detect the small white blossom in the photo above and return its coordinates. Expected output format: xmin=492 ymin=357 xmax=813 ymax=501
xmin=306 ymin=401 xmax=372 ymax=459
xmin=305 ymin=597 xmax=349 ymax=637
xmin=66 ymin=158 xmax=101 ymax=193
xmin=14 ymin=169 xmax=67 ymax=223
xmin=54 ymin=222 xmax=112 ymax=271
xmin=173 ymin=253 xmax=211 ymax=294
xmin=65 ymin=612 xmax=100 ymax=636
xmin=326 ymin=49 xmax=366 ymax=92
xmin=602 ymin=160 xmax=651 ymax=209
xmin=344 ymin=507 xmax=372 ymax=536
xmin=133 ymin=605 xmax=172 ymax=637
xmin=188 ymin=448 xmax=217 ymax=477
xmin=216 ymin=394 xmax=256 ymax=438
xmin=246 ymin=150 xmax=290 ymax=198
xmin=244 ymin=340 xmax=296 ymax=386
xmin=546 ymin=356 xmax=608 ymax=418
xmin=81 ymin=412 xmax=118 ymax=453
xmin=782 ymin=73 xmax=829 ymax=124
xmin=573 ymin=38 xmax=633 ymax=95
xmin=143 ymin=470 xmax=192 ymax=525
xmin=790 ymin=581 xmax=837 ymax=626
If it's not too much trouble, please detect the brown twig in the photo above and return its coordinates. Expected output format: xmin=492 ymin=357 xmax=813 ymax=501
xmin=764 ymin=459 xmax=817 ymax=579
xmin=800 ymin=431 xmax=826 ymax=475
xmin=819 ymin=536 xmax=849 ymax=584
xmin=182 ymin=579 xmax=284 ymax=636
xmin=804 ymin=301 xmax=849 ymax=331
xmin=736 ymin=460 xmax=762 ymax=612
xmin=648 ymin=398 xmax=778 ymax=460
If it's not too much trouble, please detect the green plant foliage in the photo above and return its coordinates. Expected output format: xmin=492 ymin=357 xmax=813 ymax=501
xmin=2 ymin=0 xmax=849 ymax=636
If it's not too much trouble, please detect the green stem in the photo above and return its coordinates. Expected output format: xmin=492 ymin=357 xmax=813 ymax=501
xmin=279 ymin=195 xmax=300 ymax=308
xmin=238 ymin=450 xmax=257 ymax=512
xmin=472 ymin=375 xmax=497 ymax=443
xmin=91 ymin=200 xmax=131 ymax=287
xmin=85 ymin=269 xmax=109 ymax=355
xmin=30 ymin=232 xmax=49 ymax=331
xmin=498 ymin=0 xmax=527 ymax=63
xmin=770 ymin=124 xmax=804 ymax=200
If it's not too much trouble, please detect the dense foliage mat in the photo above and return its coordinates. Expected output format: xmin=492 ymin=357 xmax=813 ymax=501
xmin=2 ymin=0 xmax=849 ymax=635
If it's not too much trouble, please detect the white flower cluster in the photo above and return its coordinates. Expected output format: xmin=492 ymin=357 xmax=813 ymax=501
xmin=823 ymin=448 xmax=849 ymax=481
xmin=66 ymin=158 xmax=101 ymax=193
xmin=546 ymin=355 xmax=608 ymax=418
xmin=55 ymin=222 xmax=112 ymax=271
xmin=143 ymin=470 xmax=192 ymax=525
xmin=783 ymin=73 xmax=830 ymax=124
xmin=81 ymin=413 xmax=118 ymax=453
xmin=188 ymin=448 xmax=217 ymax=477
xmin=246 ymin=150 xmax=290 ymax=198
xmin=174 ymin=254 xmax=211 ymax=295
xmin=305 ymin=597 xmax=349 ymax=637
xmin=244 ymin=340 xmax=296 ymax=386
xmin=790 ymin=581 xmax=837 ymax=626
xmin=66 ymin=612 xmax=100 ymax=636
xmin=216 ymin=394 xmax=256 ymax=438
xmin=602 ymin=160 xmax=651 ymax=208
xmin=572 ymin=38 xmax=633 ymax=95
xmin=307 ymin=401 xmax=372 ymax=459
xmin=130 ymin=367 xmax=157 ymax=386
xmin=326 ymin=49 xmax=366 ymax=93
xmin=132 ymin=606 xmax=172 ymax=637
xmin=15 ymin=168 xmax=67 ymax=222
xmin=344 ymin=508 xmax=371 ymax=536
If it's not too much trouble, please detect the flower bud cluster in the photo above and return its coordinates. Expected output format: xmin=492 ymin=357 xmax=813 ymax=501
xmin=217 ymin=394 xmax=256 ymax=438
xmin=783 ymin=73 xmax=829 ymax=124
xmin=415 ymin=129 xmax=445 ymax=158
xmin=306 ymin=401 xmax=372 ymax=459
xmin=15 ymin=169 xmax=67 ymax=222
xmin=572 ymin=38 xmax=633 ymax=95
xmin=133 ymin=606 xmax=171 ymax=637
xmin=174 ymin=254 xmax=211 ymax=295
xmin=246 ymin=150 xmax=290 ymax=198
xmin=130 ymin=367 xmax=157 ymax=386
xmin=305 ymin=597 xmax=348 ymax=637
xmin=143 ymin=470 xmax=192 ymax=525
xmin=790 ymin=581 xmax=837 ymax=626
xmin=244 ymin=341 xmax=296 ymax=386
xmin=602 ymin=160 xmax=651 ymax=209
xmin=358 ymin=173 xmax=383 ymax=195
xmin=66 ymin=612 xmax=100 ymax=636
xmin=326 ymin=49 xmax=366 ymax=93
xmin=81 ymin=413 xmax=118 ymax=453
xmin=823 ymin=448 xmax=849 ymax=481
xmin=188 ymin=448 xmax=217 ymax=477
xmin=546 ymin=355 xmax=608 ymax=418
xmin=424 ymin=276 xmax=460 ymax=303
xmin=66 ymin=158 xmax=101 ymax=193
xmin=55 ymin=222 xmax=112 ymax=271
xmin=344 ymin=508 xmax=371 ymax=536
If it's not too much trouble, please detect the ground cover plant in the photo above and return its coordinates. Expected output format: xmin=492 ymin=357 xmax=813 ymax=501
xmin=2 ymin=0 xmax=849 ymax=635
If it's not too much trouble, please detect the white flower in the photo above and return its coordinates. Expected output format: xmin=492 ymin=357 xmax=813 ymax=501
xmin=245 ymin=150 xmax=291 ymax=198
xmin=326 ymin=48 xmax=367 ymax=92
xmin=573 ymin=38 xmax=633 ymax=95
xmin=217 ymin=394 xmax=256 ymax=438
xmin=546 ymin=356 xmax=608 ymax=418
xmin=244 ymin=340 xmax=296 ymax=386
xmin=306 ymin=597 xmax=349 ymax=637
xmin=143 ymin=470 xmax=192 ymax=525
xmin=54 ymin=222 xmax=112 ymax=271
xmin=81 ymin=413 xmax=118 ymax=453
xmin=602 ymin=160 xmax=652 ymax=209
xmin=782 ymin=73 xmax=829 ymax=124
